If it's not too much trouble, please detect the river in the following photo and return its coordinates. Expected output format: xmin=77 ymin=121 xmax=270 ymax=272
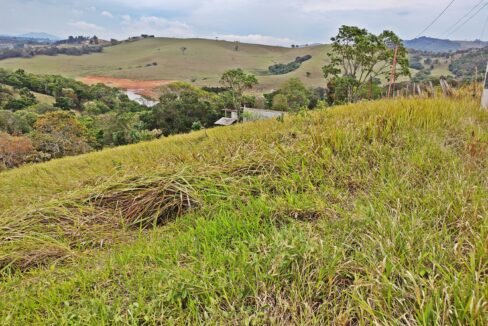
xmin=124 ymin=89 xmax=159 ymax=107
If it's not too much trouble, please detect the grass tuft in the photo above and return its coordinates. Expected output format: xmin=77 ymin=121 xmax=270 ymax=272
xmin=92 ymin=174 xmax=198 ymax=228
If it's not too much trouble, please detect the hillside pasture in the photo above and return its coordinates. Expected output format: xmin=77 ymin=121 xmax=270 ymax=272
xmin=0 ymin=97 xmax=486 ymax=324
xmin=0 ymin=38 xmax=330 ymax=93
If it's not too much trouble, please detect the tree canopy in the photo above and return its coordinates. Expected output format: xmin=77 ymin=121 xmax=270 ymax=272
xmin=323 ymin=25 xmax=410 ymax=102
xmin=280 ymin=78 xmax=311 ymax=111
xmin=220 ymin=69 xmax=258 ymax=119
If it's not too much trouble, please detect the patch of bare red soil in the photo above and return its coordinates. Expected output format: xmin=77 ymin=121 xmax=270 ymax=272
xmin=79 ymin=76 xmax=174 ymax=99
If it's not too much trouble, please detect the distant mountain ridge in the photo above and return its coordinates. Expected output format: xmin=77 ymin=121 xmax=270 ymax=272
xmin=18 ymin=32 xmax=61 ymax=41
xmin=405 ymin=36 xmax=488 ymax=52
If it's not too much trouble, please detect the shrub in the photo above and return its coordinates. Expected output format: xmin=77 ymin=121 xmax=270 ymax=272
xmin=272 ymin=94 xmax=288 ymax=111
xmin=31 ymin=112 xmax=91 ymax=158
xmin=0 ymin=132 xmax=35 ymax=169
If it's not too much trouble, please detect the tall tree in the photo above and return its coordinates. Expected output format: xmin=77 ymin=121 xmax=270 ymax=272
xmin=219 ymin=69 xmax=258 ymax=120
xmin=322 ymin=25 xmax=409 ymax=102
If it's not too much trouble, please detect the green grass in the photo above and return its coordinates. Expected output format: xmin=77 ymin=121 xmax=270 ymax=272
xmin=0 ymin=38 xmax=330 ymax=92
xmin=0 ymin=97 xmax=487 ymax=324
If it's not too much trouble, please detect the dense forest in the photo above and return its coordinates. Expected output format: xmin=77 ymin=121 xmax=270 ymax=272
xmin=268 ymin=55 xmax=313 ymax=75
xmin=0 ymin=69 xmax=220 ymax=169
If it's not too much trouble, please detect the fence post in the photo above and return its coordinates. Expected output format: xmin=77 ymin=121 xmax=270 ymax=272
xmin=429 ymin=81 xmax=435 ymax=97
xmin=481 ymin=63 xmax=488 ymax=109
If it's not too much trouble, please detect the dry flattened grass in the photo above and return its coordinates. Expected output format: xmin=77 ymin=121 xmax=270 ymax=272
xmin=0 ymin=160 xmax=285 ymax=272
xmin=0 ymin=247 xmax=72 ymax=271
xmin=0 ymin=174 xmax=198 ymax=272
xmin=91 ymin=174 xmax=198 ymax=228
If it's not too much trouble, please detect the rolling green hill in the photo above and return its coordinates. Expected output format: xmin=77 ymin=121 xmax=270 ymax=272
xmin=0 ymin=38 xmax=330 ymax=92
xmin=0 ymin=97 xmax=486 ymax=324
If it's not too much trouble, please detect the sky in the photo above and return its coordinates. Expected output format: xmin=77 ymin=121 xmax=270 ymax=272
xmin=2 ymin=0 xmax=488 ymax=46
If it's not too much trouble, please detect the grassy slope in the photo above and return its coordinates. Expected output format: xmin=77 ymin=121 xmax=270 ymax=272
xmin=0 ymin=98 xmax=487 ymax=324
xmin=0 ymin=38 xmax=330 ymax=91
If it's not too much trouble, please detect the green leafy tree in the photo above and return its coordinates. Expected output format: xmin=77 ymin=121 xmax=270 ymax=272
xmin=220 ymin=69 xmax=258 ymax=120
xmin=0 ymin=110 xmax=33 ymax=134
xmin=142 ymin=84 xmax=219 ymax=136
xmin=323 ymin=25 xmax=409 ymax=102
xmin=30 ymin=103 xmax=59 ymax=114
xmin=54 ymin=96 xmax=76 ymax=110
xmin=94 ymin=111 xmax=142 ymax=146
xmin=83 ymin=101 xmax=110 ymax=115
xmin=279 ymin=78 xmax=311 ymax=111
xmin=3 ymin=87 xmax=38 ymax=111
xmin=272 ymin=94 xmax=288 ymax=111
xmin=326 ymin=76 xmax=359 ymax=105
xmin=19 ymin=88 xmax=37 ymax=105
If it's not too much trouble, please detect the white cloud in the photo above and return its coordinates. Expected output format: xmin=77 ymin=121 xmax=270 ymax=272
xmin=70 ymin=21 xmax=104 ymax=32
xmin=101 ymin=10 xmax=113 ymax=18
xmin=104 ymin=0 xmax=442 ymax=13
xmin=119 ymin=16 xmax=194 ymax=38
xmin=1 ymin=0 xmax=484 ymax=44
xmin=300 ymin=0 xmax=433 ymax=12
xmin=106 ymin=0 xmax=203 ymax=10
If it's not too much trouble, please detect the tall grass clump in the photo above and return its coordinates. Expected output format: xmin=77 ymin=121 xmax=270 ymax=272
xmin=0 ymin=97 xmax=486 ymax=324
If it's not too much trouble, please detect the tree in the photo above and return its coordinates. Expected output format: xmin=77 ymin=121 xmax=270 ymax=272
xmin=325 ymin=76 xmax=358 ymax=105
xmin=272 ymin=94 xmax=288 ymax=111
xmin=279 ymin=78 xmax=311 ymax=111
xmin=143 ymin=85 xmax=219 ymax=136
xmin=308 ymin=87 xmax=327 ymax=109
xmin=0 ymin=110 xmax=33 ymax=134
xmin=219 ymin=69 xmax=258 ymax=120
xmin=19 ymin=88 xmax=37 ymax=105
xmin=54 ymin=96 xmax=76 ymax=110
xmin=31 ymin=112 xmax=90 ymax=158
xmin=322 ymin=25 xmax=409 ymax=102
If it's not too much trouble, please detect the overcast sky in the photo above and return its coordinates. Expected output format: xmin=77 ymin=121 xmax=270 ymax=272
xmin=2 ymin=0 xmax=488 ymax=45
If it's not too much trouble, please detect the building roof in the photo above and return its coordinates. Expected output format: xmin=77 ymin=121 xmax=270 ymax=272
xmin=214 ymin=117 xmax=238 ymax=126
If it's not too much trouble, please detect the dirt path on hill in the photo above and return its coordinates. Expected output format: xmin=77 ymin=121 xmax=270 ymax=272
xmin=79 ymin=76 xmax=175 ymax=99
